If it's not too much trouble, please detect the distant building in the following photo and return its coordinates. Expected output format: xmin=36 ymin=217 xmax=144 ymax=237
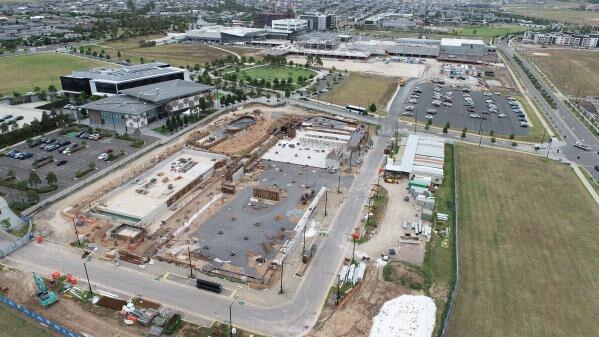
xmin=253 ymin=12 xmax=289 ymax=28
xmin=272 ymin=18 xmax=308 ymax=32
xmin=184 ymin=25 xmax=267 ymax=43
xmin=60 ymin=62 xmax=189 ymax=97
xmin=299 ymin=13 xmax=337 ymax=31
xmin=438 ymin=38 xmax=497 ymax=63
xmin=80 ymin=80 xmax=213 ymax=130
xmin=522 ymin=31 xmax=599 ymax=49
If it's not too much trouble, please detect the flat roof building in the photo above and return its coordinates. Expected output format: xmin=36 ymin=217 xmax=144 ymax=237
xmin=385 ymin=135 xmax=445 ymax=184
xmin=81 ymin=79 xmax=213 ymax=130
xmin=92 ymin=148 xmax=226 ymax=226
xmin=272 ymin=18 xmax=308 ymax=32
xmin=60 ymin=62 xmax=189 ymax=97
xmin=185 ymin=25 xmax=267 ymax=43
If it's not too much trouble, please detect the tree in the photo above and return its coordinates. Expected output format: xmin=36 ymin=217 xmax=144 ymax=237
xmin=46 ymin=171 xmax=58 ymax=186
xmin=26 ymin=190 xmax=39 ymax=204
xmin=139 ymin=56 xmax=145 ymax=64
xmin=28 ymin=171 xmax=41 ymax=190
xmin=183 ymin=114 xmax=189 ymax=125
xmin=509 ymin=134 xmax=515 ymax=140
xmin=88 ymin=162 xmax=96 ymax=170
xmin=47 ymin=84 xmax=57 ymax=92
xmin=443 ymin=122 xmax=449 ymax=133
xmin=285 ymin=89 xmax=291 ymax=98
xmin=117 ymin=51 xmax=122 ymax=58
xmin=461 ymin=128 xmax=467 ymax=138
xmin=369 ymin=103 xmax=377 ymax=113
xmin=165 ymin=119 xmax=174 ymax=132
xmin=425 ymin=119 xmax=432 ymax=130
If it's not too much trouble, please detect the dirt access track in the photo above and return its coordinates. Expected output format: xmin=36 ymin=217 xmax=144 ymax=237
xmin=308 ymin=263 xmax=421 ymax=337
xmin=287 ymin=56 xmax=427 ymax=78
xmin=0 ymin=267 xmax=144 ymax=337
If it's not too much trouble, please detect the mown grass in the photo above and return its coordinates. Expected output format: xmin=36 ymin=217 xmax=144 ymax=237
xmin=447 ymin=145 xmax=599 ymax=337
xmin=0 ymin=53 xmax=108 ymax=96
xmin=319 ymin=73 xmax=398 ymax=113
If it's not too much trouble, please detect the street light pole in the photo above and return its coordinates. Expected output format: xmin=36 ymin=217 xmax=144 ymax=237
xmin=478 ymin=118 xmax=484 ymax=147
xmin=337 ymin=165 xmax=341 ymax=193
xmin=72 ymin=218 xmax=81 ymax=247
xmin=324 ymin=190 xmax=328 ymax=217
xmin=187 ymin=247 xmax=194 ymax=278
xmin=279 ymin=261 xmax=285 ymax=294
xmin=83 ymin=261 xmax=92 ymax=294
xmin=546 ymin=137 xmax=552 ymax=157
xmin=229 ymin=302 xmax=233 ymax=337
xmin=414 ymin=110 xmax=418 ymax=133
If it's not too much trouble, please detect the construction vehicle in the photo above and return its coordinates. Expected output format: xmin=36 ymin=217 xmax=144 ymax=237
xmin=33 ymin=272 xmax=58 ymax=307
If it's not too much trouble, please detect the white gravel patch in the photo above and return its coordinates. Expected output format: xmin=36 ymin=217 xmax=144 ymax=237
xmin=369 ymin=295 xmax=436 ymax=337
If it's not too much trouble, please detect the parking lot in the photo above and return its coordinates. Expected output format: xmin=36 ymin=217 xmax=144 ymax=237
xmin=0 ymin=130 xmax=155 ymax=201
xmin=403 ymin=84 xmax=531 ymax=136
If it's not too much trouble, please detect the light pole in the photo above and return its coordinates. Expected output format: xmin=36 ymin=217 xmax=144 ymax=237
xmin=337 ymin=165 xmax=341 ymax=193
xmin=414 ymin=110 xmax=418 ymax=133
xmin=546 ymin=137 xmax=552 ymax=157
xmin=351 ymin=232 xmax=360 ymax=264
xmin=324 ymin=190 xmax=328 ymax=217
xmin=187 ymin=247 xmax=194 ymax=279
xmin=83 ymin=260 xmax=92 ymax=294
xmin=478 ymin=118 xmax=485 ymax=146
xmin=72 ymin=218 xmax=81 ymax=247
xmin=279 ymin=260 xmax=285 ymax=294
xmin=228 ymin=297 xmax=245 ymax=337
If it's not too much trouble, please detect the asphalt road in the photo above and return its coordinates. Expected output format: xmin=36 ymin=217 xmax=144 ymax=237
xmin=498 ymin=39 xmax=599 ymax=178
xmin=2 ymin=81 xmax=407 ymax=336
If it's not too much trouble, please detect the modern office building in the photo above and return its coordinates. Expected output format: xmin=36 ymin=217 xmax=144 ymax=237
xmin=299 ymin=13 xmax=337 ymax=31
xmin=184 ymin=26 xmax=267 ymax=43
xmin=81 ymin=80 xmax=213 ymax=130
xmin=253 ymin=12 xmax=290 ymax=28
xmin=272 ymin=18 xmax=308 ymax=32
xmin=60 ymin=62 xmax=189 ymax=97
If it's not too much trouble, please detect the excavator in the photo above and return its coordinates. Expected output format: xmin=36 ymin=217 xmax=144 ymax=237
xmin=33 ymin=273 xmax=58 ymax=307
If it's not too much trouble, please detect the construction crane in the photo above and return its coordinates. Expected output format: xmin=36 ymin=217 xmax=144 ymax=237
xmin=33 ymin=273 xmax=58 ymax=307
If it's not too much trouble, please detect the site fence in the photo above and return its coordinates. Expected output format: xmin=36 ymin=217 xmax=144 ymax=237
xmin=0 ymin=218 xmax=32 ymax=258
xmin=0 ymin=295 xmax=81 ymax=337
xmin=440 ymin=144 xmax=460 ymax=337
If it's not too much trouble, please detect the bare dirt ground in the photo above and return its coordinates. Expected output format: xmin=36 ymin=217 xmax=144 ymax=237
xmin=287 ymin=56 xmax=427 ymax=78
xmin=308 ymin=263 xmax=421 ymax=337
xmin=0 ymin=267 xmax=144 ymax=337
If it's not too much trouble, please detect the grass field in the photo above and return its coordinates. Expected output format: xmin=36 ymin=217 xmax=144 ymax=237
xmin=521 ymin=48 xmax=599 ymax=97
xmin=88 ymin=37 xmax=261 ymax=67
xmin=422 ymin=144 xmax=456 ymax=337
xmin=319 ymin=74 xmax=398 ymax=113
xmin=239 ymin=65 xmax=316 ymax=89
xmin=503 ymin=4 xmax=599 ymax=26
xmin=0 ymin=305 xmax=57 ymax=337
xmin=447 ymin=145 xmax=599 ymax=337
xmin=0 ymin=53 xmax=109 ymax=96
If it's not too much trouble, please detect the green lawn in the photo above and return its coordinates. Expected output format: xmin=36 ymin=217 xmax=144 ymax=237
xmin=0 ymin=305 xmax=57 ymax=337
xmin=503 ymin=5 xmax=599 ymax=26
xmin=319 ymin=73 xmax=398 ymax=113
xmin=239 ymin=65 xmax=316 ymax=90
xmin=447 ymin=145 xmax=599 ymax=337
xmin=423 ymin=144 xmax=456 ymax=337
xmin=451 ymin=25 xmax=528 ymax=38
xmin=0 ymin=53 xmax=109 ymax=96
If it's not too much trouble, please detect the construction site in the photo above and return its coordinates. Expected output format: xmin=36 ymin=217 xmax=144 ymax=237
xmin=43 ymin=103 xmax=370 ymax=288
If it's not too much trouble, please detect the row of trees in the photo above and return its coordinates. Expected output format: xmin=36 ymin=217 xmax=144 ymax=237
xmin=4 ymin=169 xmax=59 ymax=207
xmin=0 ymin=112 xmax=73 ymax=148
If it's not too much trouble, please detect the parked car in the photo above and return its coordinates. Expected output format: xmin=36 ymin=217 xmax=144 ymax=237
xmin=34 ymin=155 xmax=48 ymax=162
xmin=98 ymin=153 xmax=110 ymax=161
xmin=56 ymin=160 xmax=68 ymax=166
xmin=1 ymin=115 xmax=13 ymax=121
xmin=424 ymin=115 xmax=434 ymax=119
xmin=27 ymin=139 xmax=43 ymax=148
xmin=469 ymin=113 xmax=480 ymax=118
xmin=426 ymin=109 xmax=437 ymax=114
xmin=57 ymin=140 xmax=71 ymax=147
xmin=498 ymin=114 xmax=506 ymax=118
xmin=405 ymin=106 xmax=415 ymax=111
xmin=15 ymin=116 xmax=24 ymax=121
xmin=520 ymin=122 xmax=529 ymax=127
